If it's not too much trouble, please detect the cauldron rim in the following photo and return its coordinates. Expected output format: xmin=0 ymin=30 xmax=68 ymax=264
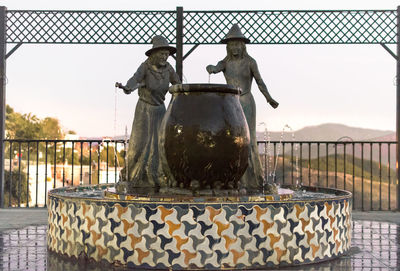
xmin=169 ymin=83 xmax=241 ymax=95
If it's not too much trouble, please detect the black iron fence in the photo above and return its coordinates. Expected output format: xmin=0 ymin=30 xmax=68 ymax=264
xmin=0 ymin=139 xmax=397 ymax=211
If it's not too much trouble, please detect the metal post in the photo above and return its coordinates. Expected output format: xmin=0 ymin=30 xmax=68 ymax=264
xmin=397 ymin=6 xmax=400 ymax=211
xmin=176 ymin=6 xmax=183 ymax=81
xmin=0 ymin=7 xmax=6 ymax=208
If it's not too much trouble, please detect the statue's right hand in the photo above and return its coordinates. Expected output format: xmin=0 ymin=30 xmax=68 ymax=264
xmin=206 ymin=65 xmax=215 ymax=74
xmin=115 ymin=82 xmax=132 ymax=94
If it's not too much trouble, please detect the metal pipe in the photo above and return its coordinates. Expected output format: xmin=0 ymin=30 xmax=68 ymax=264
xmin=264 ymin=142 xmax=267 ymax=179
xmin=326 ymin=143 xmax=329 ymax=187
xmin=53 ymin=142 xmax=56 ymax=189
xmin=397 ymin=5 xmax=400 ymax=211
xmin=291 ymin=142 xmax=294 ymax=184
xmin=114 ymin=142 xmax=117 ymax=183
xmin=26 ymin=143 xmax=30 ymax=208
xmin=71 ymin=142 xmax=74 ymax=184
xmin=370 ymin=143 xmax=373 ymax=210
xmin=106 ymin=142 xmax=109 ymax=184
xmin=176 ymin=7 xmax=183 ymax=81
xmin=35 ymin=141 xmax=39 ymax=207
xmin=344 ymin=143 xmax=346 ymax=190
xmin=8 ymin=142 xmax=11 ymax=207
xmin=44 ymin=142 xmax=48 ymax=207
xmin=0 ymin=6 xmax=6 ymax=208
xmin=335 ymin=143 xmax=337 ymax=188
xmin=299 ymin=142 xmax=303 ymax=185
xmin=80 ymin=141 xmax=83 ymax=185
xmin=352 ymin=143 xmax=355 ymax=210
xmin=317 ymin=143 xmax=320 ymax=186
xmin=361 ymin=142 xmax=364 ymax=211
xmin=97 ymin=144 xmax=100 ymax=184
xmin=18 ymin=143 xmax=21 ymax=206
xmin=53 ymin=141 xmax=57 ymax=188
xmin=389 ymin=143 xmax=392 ymax=210
xmin=62 ymin=142 xmax=65 ymax=186
xmin=379 ymin=143 xmax=382 ymax=211
xmin=89 ymin=142 xmax=92 ymax=185
xmin=308 ymin=143 xmax=311 ymax=186
xmin=282 ymin=143 xmax=285 ymax=185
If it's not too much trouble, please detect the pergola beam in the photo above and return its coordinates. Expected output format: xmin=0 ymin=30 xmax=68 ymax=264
xmin=0 ymin=6 xmax=6 ymax=208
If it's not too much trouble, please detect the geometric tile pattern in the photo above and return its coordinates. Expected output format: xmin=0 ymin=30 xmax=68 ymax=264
xmin=3 ymin=219 xmax=399 ymax=271
xmin=47 ymin=188 xmax=352 ymax=269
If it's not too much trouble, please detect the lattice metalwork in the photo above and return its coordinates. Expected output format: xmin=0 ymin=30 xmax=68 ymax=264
xmin=184 ymin=10 xmax=397 ymax=44
xmin=6 ymin=10 xmax=176 ymax=44
xmin=4 ymin=10 xmax=398 ymax=44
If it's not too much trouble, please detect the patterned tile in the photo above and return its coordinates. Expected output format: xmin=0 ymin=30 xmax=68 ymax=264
xmin=47 ymin=186 xmax=352 ymax=269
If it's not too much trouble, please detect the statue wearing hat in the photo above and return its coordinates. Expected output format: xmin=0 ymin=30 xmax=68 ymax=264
xmin=116 ymin=35 xmax=181 ymax=193
xmin=206 ymin=24 xmax=279 ymax=192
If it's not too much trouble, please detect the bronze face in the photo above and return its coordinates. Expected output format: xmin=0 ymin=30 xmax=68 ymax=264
xmin=226 ymin=40 xmax=245 ymax=58
xmin=150 ymin=49 xmax=170 ymax=68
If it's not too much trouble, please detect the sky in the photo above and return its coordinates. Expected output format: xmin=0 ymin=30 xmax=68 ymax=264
xmin=2 ymin=0 xmax=399 ymax=137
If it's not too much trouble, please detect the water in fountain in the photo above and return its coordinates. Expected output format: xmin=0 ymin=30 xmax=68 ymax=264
xmin=284 ymin=125 xmax=300 ymax=188
xmin=258 ymin=122 xmax=272 ymax=194
xmin=267 ymin=124 xmax=300 ymax=189
xmin=124 ymin=125 xmax=128 ymax=182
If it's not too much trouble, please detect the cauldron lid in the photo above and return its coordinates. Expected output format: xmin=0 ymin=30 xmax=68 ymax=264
xmin=169 ymin=84 xmax=241 ymax=95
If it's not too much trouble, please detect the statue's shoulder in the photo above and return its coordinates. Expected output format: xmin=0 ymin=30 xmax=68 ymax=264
xmin=247 ymin=55 xmax=257 ymax=64
xmin=247 ymin=55 xmax=259 ymax=68
xmin=138 ymin=61 xmax=149 ymax=72
xmin=166 ymin=62 xmax=177 ymax=72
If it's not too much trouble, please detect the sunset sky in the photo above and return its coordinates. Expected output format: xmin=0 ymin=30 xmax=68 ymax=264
xmin=2 ymin=0 xmax=399 ymax=136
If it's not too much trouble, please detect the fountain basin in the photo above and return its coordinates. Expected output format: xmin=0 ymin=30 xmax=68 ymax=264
xmin=47 ymin=184 xmax=352 ymax=269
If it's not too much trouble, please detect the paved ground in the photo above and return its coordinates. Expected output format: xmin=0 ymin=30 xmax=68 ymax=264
xmin=0 ymin=209 xmax=399 ymax=270
xmin=0 ymin=209 xmax=48 ymax=231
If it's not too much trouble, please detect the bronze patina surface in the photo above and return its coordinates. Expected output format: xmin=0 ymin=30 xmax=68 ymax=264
xmin=159 ymin=83 xmax=250 ymax=192
xmin=207 ymin=24 xmax=279 ymax=192
xmin=115 ymin=35 xmax=180 ymax=193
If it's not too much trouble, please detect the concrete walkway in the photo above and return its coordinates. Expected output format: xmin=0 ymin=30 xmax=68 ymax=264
xmin=352 ymin=211 xmax=400 ymax=224
xmin=0 ymin=208 xmax=48 ymax=231
xmin=0 ymin=208 xmax=399 ymax=231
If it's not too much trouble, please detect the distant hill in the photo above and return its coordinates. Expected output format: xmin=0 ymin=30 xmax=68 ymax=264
xmin=256 ymin=123 xmax=396 ymax=170
xmin=257 ymin=123 xmax=394 ymax=142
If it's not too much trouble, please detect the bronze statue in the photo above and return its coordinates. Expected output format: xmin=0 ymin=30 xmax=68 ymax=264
xmin=116 ymin=35 xmax=181 ymax=192
xmin=206 ymin=24 xmax=279 ymax=191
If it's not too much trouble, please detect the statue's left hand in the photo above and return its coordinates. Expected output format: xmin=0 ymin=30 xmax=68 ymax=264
xmin=206 ymin=65 xmax=216 ymax=74
xmin=268 ymin=99 xmax=279 ymax=109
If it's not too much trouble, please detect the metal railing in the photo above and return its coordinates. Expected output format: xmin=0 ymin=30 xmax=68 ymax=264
xmin=257 ymin=140 xmax=397 ymax=211
xmin=0 ymin=139 xmax=397 ymax=211
xmin=2 ymin=139 xmax=126 ymax=208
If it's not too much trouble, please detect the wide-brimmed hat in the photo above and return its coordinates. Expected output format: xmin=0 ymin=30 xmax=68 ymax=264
xmin=145 ymin=35 xmax=177 ymax=56
xmin=220 ymin=24 xmax=250 ymax=44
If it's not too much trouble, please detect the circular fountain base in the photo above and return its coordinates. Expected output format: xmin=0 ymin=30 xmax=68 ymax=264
xmin=47 ymin=184 xmax=352 ymax=269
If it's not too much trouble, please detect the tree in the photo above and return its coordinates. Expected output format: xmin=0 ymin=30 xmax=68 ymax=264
xmin=5 ymin=105 xmax=64 ymax=140
xmin=3 ymin=169 xmax=29 ymax=207
xmin=40 ymin=117 xmax=63 ymax=139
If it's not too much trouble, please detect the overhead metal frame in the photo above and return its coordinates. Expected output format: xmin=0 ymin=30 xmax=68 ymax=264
xmin=0 ymin=6 xmax=399 ymax=209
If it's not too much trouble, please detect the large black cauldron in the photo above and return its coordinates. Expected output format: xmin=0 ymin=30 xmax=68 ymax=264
xmin=159 ymin=84 xmax=249 ymax=190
